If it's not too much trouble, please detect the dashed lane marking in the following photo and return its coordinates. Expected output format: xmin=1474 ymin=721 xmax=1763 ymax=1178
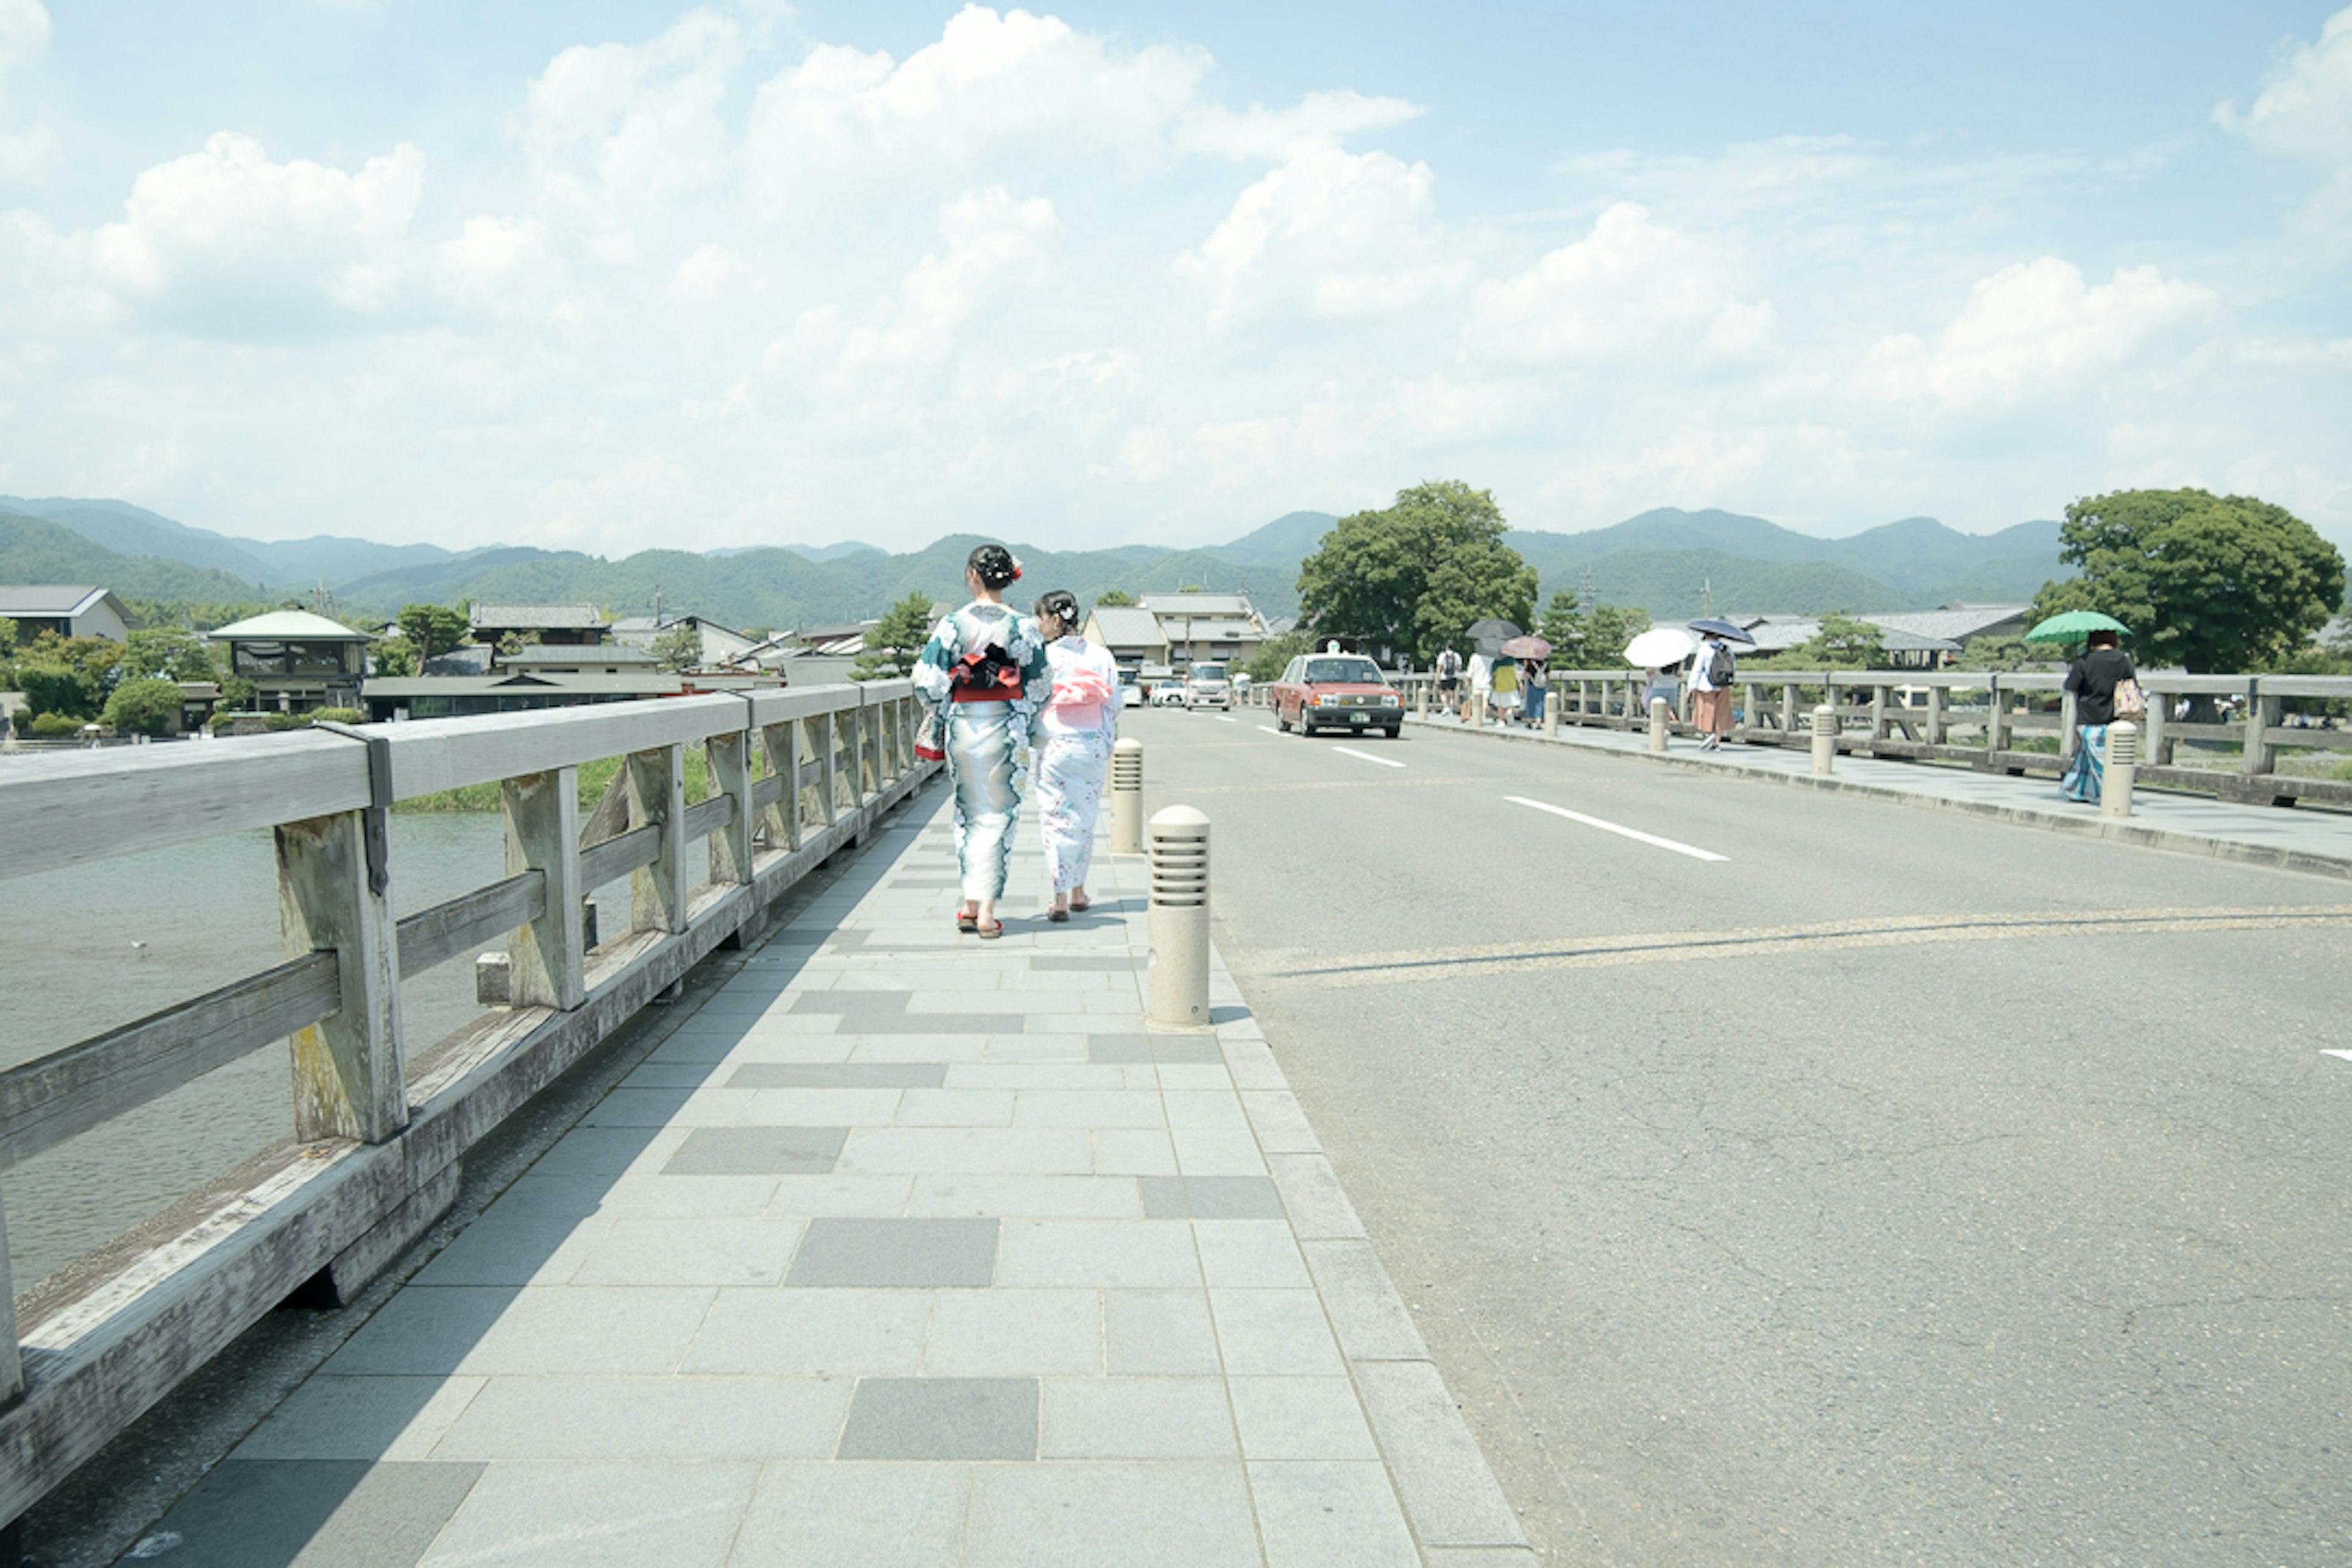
xmin=1506 ymin=794 xmax=1725 ymax=861
xmin=1330 ymin=745 xmax=1406 ymax=769
xmin=2326 ymin=1050 xmax=2352 ymax=1065
xmin=1257 ymin=726 xmax=1281 ymax=736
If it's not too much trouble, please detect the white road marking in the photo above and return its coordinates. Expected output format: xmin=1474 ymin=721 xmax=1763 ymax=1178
xmin=2324 ymin=1050 xmax=2352 ymax=1065
xmin=1258 ymin=726 xmax=1281 ymax=736
xmin=1216 ymin=715 xmax=1238 ymax=724
xmin=1506 ymin=794 xmax=1728 ymax=862
xmin=1332 ymin=745 xmax=1405 ymax=769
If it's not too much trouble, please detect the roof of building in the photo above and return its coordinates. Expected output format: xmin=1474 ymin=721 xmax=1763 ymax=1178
xmin=1087 ymin=606 xmax=1168 ymax=647
xmin=611 ymin=612 xmax=748 ymax=638
xmin=1139 ymin=593 xmax=1257 ymax=619
xmin=1862 ymin=605 xmax=2033 ymax=643
xmin=362 ymin=673 xmax=682 ymax=697
xmin=499 ymin=643 xmax=659 ymax=666
xmin=469 ymin=603 xmax=608 ymax=631
xmin=209 ymin=609 xmax=372 ymax=641
xmin=0 ymin=584 xmax=115 ymax=617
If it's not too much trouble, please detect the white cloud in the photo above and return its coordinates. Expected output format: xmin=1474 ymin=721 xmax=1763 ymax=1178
xmin=1177 ymin=146 xmax=1468 ymax=330
xmin=1852 ymin=258 xmax=2213 ymax=412
xmin=1179 ymin=89 xmax=1422 ymax=162
xmin=82 ymin=132 xmax=424 ymax=332
xmin=0 ymin=0 xmax=53 ymax=181
xmin=1466 ymin=202 xmax=1777 ymax=367
xmin=669 ymin=241 xmax=750 ymax=300
xmin=522 ymin=8 xmax=742 ymax=213
xmin=2214 ymin=7 xmax=2352 ymax=164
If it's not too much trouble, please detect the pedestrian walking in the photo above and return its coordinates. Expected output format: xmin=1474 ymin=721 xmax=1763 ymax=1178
xmin=1522 ymin=658 xmax=1548 ymax=726
xmin=1491 ymin=657 xmax=1521 ymax=724
xmin=1692 ymin=633 xmax=1736 ymax=750
xmin=1641 ymin=664 xmax=1680 ymax=729
xmin=914 ymin=543 xmax=1049 ymax=938
xmin=1435 ymin=644 xmax=1463 ymax=714
xmin=2060 ymin=628 xmax=2141 ymax=805
xmin=1030 ymin=589 xmax=1119 ymax=922
xmin=1467 ymin=652 xmax=1494 ymax=723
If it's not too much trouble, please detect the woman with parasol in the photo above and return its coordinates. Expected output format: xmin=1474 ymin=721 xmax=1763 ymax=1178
xmin=2038 ymin=611 xmax=2141 ymax=805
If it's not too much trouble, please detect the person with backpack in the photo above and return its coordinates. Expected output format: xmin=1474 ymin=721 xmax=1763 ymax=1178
xmin=2060 ymin=628 xmax=2141 ymax=805
xmin=1434 ymin=644 xmax=1463 ymax=712
xmin=1692 ymin=633 xmax=1736 ymax=751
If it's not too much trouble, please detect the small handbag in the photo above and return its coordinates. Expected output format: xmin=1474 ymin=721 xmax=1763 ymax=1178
xmin=913 ymin=709 xmax=946 ymax=762
xmin=2111 ymin=677 xmax=2147 ymax=722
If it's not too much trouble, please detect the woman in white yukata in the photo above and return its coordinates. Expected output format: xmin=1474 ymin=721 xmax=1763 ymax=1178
xmin=913 ymin=544 xmax=1049 ymax=940
xmin=1028 ymin=589 xmax=1120 ymax=922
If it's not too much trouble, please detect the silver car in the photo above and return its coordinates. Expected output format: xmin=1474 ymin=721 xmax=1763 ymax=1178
xmin=1185 ymin=661 xmax=1232 ymax=710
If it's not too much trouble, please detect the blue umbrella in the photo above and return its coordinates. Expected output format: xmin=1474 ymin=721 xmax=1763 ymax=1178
xmin=1687 ymin=617 xmax=1756 ymax=645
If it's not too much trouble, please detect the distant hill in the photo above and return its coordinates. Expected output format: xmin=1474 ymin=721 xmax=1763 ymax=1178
xmin=0 ymin=512 xmax=282 ymax=606
xmin=11 ymin=494 xmax=2070 ymax=630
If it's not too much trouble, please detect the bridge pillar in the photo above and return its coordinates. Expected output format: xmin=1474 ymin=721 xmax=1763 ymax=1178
xmin=1648 ymin=697 xmax=1669 ymax=753
xmin=1110 ymin=738 xmax=1145 ymax=856
xmin=503 ymin=766 xmax=585 ymax=1011
xmin=276 ymin=810 xmax=407 ymax=1145
xmin=628 ymin=744 xmax=690 ymax=935
xmin=2103 ymin=722 xmax=2139 ymax=819
xmin=1811 ymin=705 xmax=1838 ymax=775
xmin=1147 ymin=805 xmax=1210 ymax=1030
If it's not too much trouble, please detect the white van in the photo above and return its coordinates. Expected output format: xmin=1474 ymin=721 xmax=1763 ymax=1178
xmin=1185 ymin=661 xmax=1232 ymax=710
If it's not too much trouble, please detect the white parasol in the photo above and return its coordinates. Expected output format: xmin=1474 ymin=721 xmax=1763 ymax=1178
xmin=1623 ymin=627 xmax=1698 ymax=668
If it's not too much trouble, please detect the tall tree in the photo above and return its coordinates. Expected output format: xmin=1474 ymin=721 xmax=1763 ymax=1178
xmin=1094 ymin=589 xmax=1137 ymax=607
xmin=124 ymin=627 xmax=214 ymax=682
xmin=1296 ymin=480 xmax=1535 ymax=663
xmin=2031 ymin=488 xmax=2345 ymax=672
xmin=398 ymin=603 xmax=470 ymax=662
xmin=852 ymin=592 xmax=938 ymax=680
xmin=1540 ymin=594 xmax=1650 ymax=668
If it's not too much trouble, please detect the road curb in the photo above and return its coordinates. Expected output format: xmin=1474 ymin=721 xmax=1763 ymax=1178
xmin=1202 ymin=932 xmax=1537 ymax=1561
xmin=1401 ymin=713 xmax=2352 ymax=883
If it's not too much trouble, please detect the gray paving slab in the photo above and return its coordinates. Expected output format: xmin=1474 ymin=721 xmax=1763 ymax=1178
xmin=785 ymin=1216 xmax=999 ymax=1286
xmin=836 ymin=1377 xmax=1039 ymax=1460
xmin=198 ymin=793 xmax=1524 ymax=1567
xmin=116 ymin=1460 xmax=482 ymax=1568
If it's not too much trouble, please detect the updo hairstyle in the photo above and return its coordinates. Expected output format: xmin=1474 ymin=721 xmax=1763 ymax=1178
xmin=1033 ymin=589 xmax=1079 ymax=628
xmin=968 ymin=544 xmax=1021 ymax=592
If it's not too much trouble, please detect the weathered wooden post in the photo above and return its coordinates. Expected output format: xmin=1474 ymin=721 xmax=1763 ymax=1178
xmin=816 ymin=711 xmax=840 ymax=827
xmin=502 ymin=766 xmax=586 ymax=1011
xmin=708 ymin=728 xmax=755 ymax=888
xmin=0 ymin=1202 xmax=24 ymax=1412
xmin=1779 ymin=681 xmax=1798 ymax=741
xmin=2103 ymin=721 xmax=2139 ymax=819
xmin=1869 ymin=682 xmax=1890 ymax=745
xmin=1985 ymin=674 xmax=2008 ymax=760
xmin=1924 ymin=684 xmax=1946 ymax=747
xmin=763 ymin=719 xmax=801 ymax=852
xmin=2141 ymin=690 xmax=2170 ymax=766
xmin=277 ymin=809 xmax=408 ymax=1144
xmin=628 ymin=744 xmax=690 ymax=935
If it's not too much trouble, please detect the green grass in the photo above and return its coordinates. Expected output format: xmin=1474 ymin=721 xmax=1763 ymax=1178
xmin=395 ymin=750 xmax=717 ymax=813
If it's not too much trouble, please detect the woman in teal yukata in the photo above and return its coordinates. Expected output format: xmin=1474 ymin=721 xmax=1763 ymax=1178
xmin=913 ymin=543 xmax=1049 ymax=938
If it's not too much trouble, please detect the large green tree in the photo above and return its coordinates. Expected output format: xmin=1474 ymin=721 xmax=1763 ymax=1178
xmin=124 ymin=627 xmax=215 ymax=683
xmin=852 ymin=592 xmax=938 ymax=680
xmin=104 ymin=677 xmax=185 ymax=735
xmin=398 ymin=603 xmax=470 ymax=662
xmin=1539 ymin=594 xmax=1651 ymax=668
xmin=1296 ymin=480 xmax=1536 ymax=663
xmin=2031 ymin=488 xmax=2345 ymax=672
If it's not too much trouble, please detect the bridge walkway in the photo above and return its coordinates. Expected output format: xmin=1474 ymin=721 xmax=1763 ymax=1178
xmin=1405 ymin=709 xmax=2352 ymax=878
xmin=120 ymin=792 xmax=1528 ymax=1567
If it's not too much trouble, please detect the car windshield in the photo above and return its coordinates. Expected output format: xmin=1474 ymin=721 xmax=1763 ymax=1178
xmin=1190 ymin=663 xmax=1226 ymax=680
xmin=1303 ymin=658 xmax=1383 ymax=684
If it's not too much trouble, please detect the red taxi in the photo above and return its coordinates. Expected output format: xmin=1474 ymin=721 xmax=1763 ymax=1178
xmin=1268 ymin=652 xmax=1403 ymax=738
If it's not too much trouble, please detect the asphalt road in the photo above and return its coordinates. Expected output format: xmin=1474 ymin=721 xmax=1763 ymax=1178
xmin=1123 ymin=705 xmax=2352 ymax=1567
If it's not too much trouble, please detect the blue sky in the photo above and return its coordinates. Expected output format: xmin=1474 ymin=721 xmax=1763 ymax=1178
xmin=2 ymin=2 xmax=2347 ymax=554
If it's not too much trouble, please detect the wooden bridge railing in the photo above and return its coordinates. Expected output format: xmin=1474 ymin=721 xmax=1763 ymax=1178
xmin=1395 ymin=668 xmax=2352 ymax=809
xmin=0 ymin=681 xmax=934 ymax=1529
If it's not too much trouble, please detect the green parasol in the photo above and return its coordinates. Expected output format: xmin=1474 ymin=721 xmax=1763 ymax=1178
xmin=2022 ymin=609 xmax=2129 ymax=643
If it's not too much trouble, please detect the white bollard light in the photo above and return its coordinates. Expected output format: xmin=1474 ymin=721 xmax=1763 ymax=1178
xmin=1147 ymin=805 xmax=1210 ymax=1029
xmin=1811 ymin=704 xmax=1838 ymax=775
xmin=2102 ymin=721 xmax=2138 ymax=819
xmin=1110 ymin=737 xmax=1144 ymax=855
xmin=1544 ymin=697 xmax=1558 ymax=737
xmin=1648 ymin=696 xmax=1669 ymax=753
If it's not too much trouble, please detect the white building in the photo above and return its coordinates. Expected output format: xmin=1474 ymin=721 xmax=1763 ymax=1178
xmin=0 ymin=585 xmax=130 ymax=643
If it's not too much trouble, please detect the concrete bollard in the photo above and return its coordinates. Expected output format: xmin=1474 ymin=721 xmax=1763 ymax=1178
xmin=1648 ymin=696 xmax=1668 ymax=753
xmin=1811 ymin=704 xmax=1838 ymax=775
xmin=1544 ymin=696 xmax=1559 ymax=738
xmin=1147 ymin=805 xmax=1210 ymax=1029
xmin=1110 ymin=737 xmax=1144 ymax=855
xmin=1417 ymin=683 xmax=1429 ymax=718
xmin=475 ymin=951 xmax=511 ymax=1006
xmin=2102 ymin=720 xmax=2139 ymax=819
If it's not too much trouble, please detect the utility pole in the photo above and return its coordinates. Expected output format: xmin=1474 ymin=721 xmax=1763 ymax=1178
xmin=1578 ymin=565 xmax=1597 ymax=614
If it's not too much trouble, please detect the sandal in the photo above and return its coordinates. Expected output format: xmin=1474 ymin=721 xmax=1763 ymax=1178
xmin=976 ymin=920 xmax=1005 ymax=940
xmin=1068 ymin=894 xmax=1090 ymax=912
xmin=956 ymin=911 xmax=978 ymax=934
xmin=1047 ymin=908 xmax=1069 ymax=924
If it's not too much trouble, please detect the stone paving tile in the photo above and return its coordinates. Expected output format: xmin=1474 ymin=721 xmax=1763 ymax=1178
xmin=1208 ymin=1289 xmax=1346 ymax=1376
xmin=568 ymin=1214 xmax=808 ymax=1287
xmin=1091 ymin=1129 xmax=1179 ymax=1175
xmin=410 ymin=1210 xmax=612 ymax=1287
xmin=1102 ymin=1289 xmax=1223 ymax=1376
xmin=431 ymin=1377 xmax=850 ymax=1461
xmin=838 ymin=1126 xmax=1095 ymax=1175
xmin=963 ymin=1463 xmax=1261 ymax=1567
xmin=663 ymin=1126 xmax=847 ymax=1176
xmin=728 ymin=1062 xmax=949 ymax=1088
xmin=922 ymin=1288 xmax=1102 ymax=1376
xmin=1248 ymin=1461 xmax=1421 ymax=1568
xmin=785 ymin=1216 xmax=999 ymax=1286
xmin=904 ymin=1174 xmax=1141 ymax=1218
xmin=997 ymin=1219 xmax=1200 ymax=1288
xmin=682 ymin=1288 xmax=929 ymax=1376
xmin=235 ymin=1377 xmax=488 ymax=1463
xmin=1012 ymin=1088 xmax=1166 ymax=1128
xmin=123 ymin=1460 xmax=483 ymax=1568
xmin=893 ymin=1087 xmax=1017 ymax=1126
xmin=729 ymin=1463 xmax=971 ymax=1567
xmin=836 ymin=1378 xmax=1039 ymax=1460
xmin=1226 ymin=1376 xmax=1382 ymax=1461
xmin=417 ymin=1462 xmax=756 ymax=1568
xmin=1193 ymin=1220 xmax=1312 ymax=1288
xmin=1039 ymin=1376 xmax=1237 ymax=1460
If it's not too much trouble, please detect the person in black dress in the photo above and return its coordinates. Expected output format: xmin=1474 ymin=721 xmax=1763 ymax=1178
xmin=2060 ymin=628 xmax=2138 ymax=804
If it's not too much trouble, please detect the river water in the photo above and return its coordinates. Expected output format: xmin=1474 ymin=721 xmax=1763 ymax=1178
xmin=0 ymin=813 xmax=630 ymax=1294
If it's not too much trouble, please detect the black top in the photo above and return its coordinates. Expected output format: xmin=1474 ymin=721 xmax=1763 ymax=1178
xmin=2065 ymin=646 xmax=2138 ymax=726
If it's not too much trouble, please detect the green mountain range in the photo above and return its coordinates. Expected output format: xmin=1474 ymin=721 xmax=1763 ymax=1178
xmin=0 ymin=498 xmax=2069 ymax=631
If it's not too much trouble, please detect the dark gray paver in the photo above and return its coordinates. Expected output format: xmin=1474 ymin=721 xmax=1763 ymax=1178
xmin=1087 ymin=1035 xmax=1226 ymax=1065
xmin=786 ymin=1216 xmax=999 ymax=1286
xmin=836 ymin=1378 xmax=1039 ymax=1460
xmin=116 ymin=1460 xmax=481 ymax=1568
xmin=1139 ymin=1175 xmax=1286 ymax=1219
xmin=728 ymin=1063 xmax=949 ymax=1088
xmin=663 ymin=1126 xmax=847 ymax=1175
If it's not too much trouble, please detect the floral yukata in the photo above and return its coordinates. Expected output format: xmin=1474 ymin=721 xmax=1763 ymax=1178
xmin=1033 ymin=634 xmax=1121 ymax=895
xmin=914 ymin=602 xmax=1049 ymax=902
